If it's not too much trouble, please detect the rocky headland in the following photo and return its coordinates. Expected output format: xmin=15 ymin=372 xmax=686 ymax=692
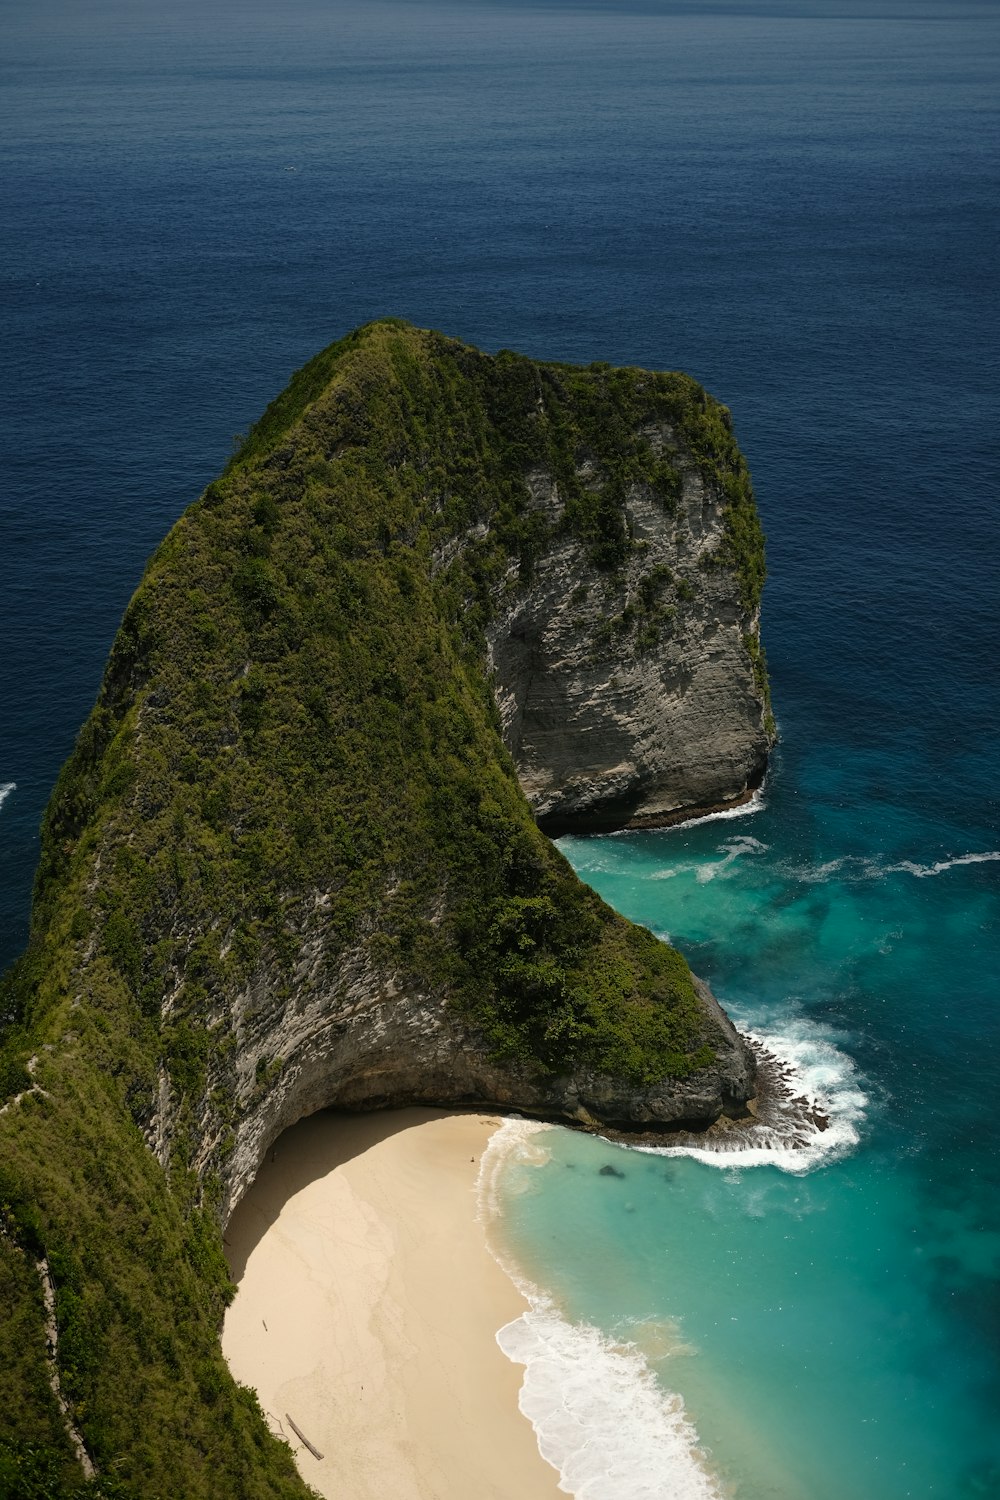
xmin=0 ymin=321 xmax=772 ymax=1497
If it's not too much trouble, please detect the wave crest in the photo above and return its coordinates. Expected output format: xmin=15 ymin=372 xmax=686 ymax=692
xmin=498 ymin=1308 xmax=724 ymax=1500
xmin=661 ymin=784 xmax=767 ymax=834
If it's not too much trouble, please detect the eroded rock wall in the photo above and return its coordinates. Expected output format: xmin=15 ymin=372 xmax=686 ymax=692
xmin=180 ymin=936 xmax=757 ymax=1226
xmin=487 ymin=425 xmax=770 ymax=834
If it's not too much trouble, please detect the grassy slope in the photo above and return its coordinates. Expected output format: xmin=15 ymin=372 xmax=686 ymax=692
xmin=0 ymin=323 xmax=767 ymax=1496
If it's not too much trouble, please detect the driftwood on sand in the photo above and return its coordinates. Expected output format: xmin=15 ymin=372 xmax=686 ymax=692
xmin=286 ymin=1412 xmax=324 ymax=1461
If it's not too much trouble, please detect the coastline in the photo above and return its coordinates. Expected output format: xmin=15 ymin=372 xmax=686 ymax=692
xmin=221 ymin=1107 xmax=563 ymax=1500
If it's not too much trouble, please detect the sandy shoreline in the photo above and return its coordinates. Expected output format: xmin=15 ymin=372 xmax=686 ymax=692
xmin=221 ymin=1107 xmax=563 ymax=1500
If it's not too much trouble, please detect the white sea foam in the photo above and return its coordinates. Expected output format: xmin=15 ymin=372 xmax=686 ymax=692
xmin=643 ymin=1019 xmax=868 ymax=1175
xmin=695 ymin=834 xmax=768 ymax=883
xmin=793 ymin=853 xmax=877 ymax=884
xmin=478 ymin=1120 xmax=726 ymax=1500
xmin=0 ymin=782 xmax=15 ymax=814
xmin=886 ymin=849 xmax=1000 ymax=879
xmin=497 ymin=1309 xmax=725 ymax=1500
xmin=794 ymin=848 xmax=1000 ymax=885
xmin=475 ymin=1015 xmax=867 ymax=1497
xmin=662 ymin=783 xmax=766 ymax=833
xmin=477 ymin=1115 xmax=551 ymax=1225
xmin=554 ymin=786 xmax=766 ymax=851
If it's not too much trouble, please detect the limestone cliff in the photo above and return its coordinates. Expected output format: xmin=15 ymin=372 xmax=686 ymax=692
xmin=0 ymin=321 xmax=771 ymax=1497
xmin=486 ymin=432 xmax=770 ymax=834
xmin=218 ymin=946 xmax=757 ymax=1225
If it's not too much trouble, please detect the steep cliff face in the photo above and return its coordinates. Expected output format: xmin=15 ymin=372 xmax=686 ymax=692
xmin=220 ymin=938 xmax=756 ymax=1225
xmin=486 ymin=432 xmax=770 ymax=834
xmin=0 ymin=321 xmax=771 ymax=1497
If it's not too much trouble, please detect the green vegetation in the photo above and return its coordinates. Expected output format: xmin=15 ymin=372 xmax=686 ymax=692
xmin=744 ymin=628 xmax=776 ymax=738
xmin=0 ymin=321 xmax=768 ymax=1495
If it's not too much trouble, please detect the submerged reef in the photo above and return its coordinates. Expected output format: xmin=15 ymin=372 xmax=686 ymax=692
xmin=0 ymin=320 xmax=771 ymax=1495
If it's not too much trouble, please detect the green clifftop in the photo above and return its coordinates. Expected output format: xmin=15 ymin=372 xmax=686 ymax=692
xmin=0 ymin=321 xmax=770 ymax=1497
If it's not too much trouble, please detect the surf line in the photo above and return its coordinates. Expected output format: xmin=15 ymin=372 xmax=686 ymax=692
xmin=557 ymin=784 xmax=768 ymax=844
xmin=654 ymin=784 xmax=767 ymax=835
xmin=477 ymin=1120 xmax=727 ymax=1500
xmin=623 ymin=1027 xmax=867 ymax=1175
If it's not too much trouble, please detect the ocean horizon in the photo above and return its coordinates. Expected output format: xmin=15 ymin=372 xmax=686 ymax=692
xmin=3 ymin=1 xmax=998 ymax=1495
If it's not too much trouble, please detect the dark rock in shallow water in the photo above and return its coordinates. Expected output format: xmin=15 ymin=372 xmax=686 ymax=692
xmin=599 ymin=1163 xmax=627 ymax=1178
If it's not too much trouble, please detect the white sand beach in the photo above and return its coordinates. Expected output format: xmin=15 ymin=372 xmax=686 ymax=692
xmin=221 ymin=1107 xmax=563 ymax=1500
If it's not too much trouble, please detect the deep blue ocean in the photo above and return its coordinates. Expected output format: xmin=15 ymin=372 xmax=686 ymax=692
xmin=3 ymin=2 xmax=998 ymax=1496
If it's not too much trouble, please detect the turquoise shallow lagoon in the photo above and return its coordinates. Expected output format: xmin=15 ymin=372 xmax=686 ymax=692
xmin=486 ymin=784 xmax=1000 ymax=1498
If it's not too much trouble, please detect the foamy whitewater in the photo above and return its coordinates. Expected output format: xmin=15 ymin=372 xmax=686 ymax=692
xmin=479 ymin=1120 xmax=726 ymax=1500
xmin=576 ymin=828 xmax=1000 ymax=894
xmin=601 ymin=788 xmax=769 ymax=841
xmin=478 ymin=1008 xmax=869 ymax=1499
xmin=498 ymin=1310 xmax=722 ymax=1500
xmin=644 ymin=1021 xmax=867 ymax=1174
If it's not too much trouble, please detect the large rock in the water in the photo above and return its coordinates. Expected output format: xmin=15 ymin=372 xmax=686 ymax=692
xmin=0 ymin=320 xmax=770 ymax=1496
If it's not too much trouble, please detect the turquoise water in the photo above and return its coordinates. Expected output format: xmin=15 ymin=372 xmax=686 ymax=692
xmin=488 ymin=785 xmax=1000 ymax=1498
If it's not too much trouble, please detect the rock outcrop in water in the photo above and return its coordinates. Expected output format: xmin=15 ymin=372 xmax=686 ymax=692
xmin=0 ymin=321 xmax=771 ymax=1497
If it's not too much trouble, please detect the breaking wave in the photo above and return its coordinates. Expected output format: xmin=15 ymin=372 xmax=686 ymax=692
xmin=477 ymin=1007 xmax=868 ymax=1500
xmin=0 ymin=782 xmax=15 ymax=814
xmin=479 ymin=1119 xmax=725 ymax=1500
xmin=497 ymin=1308 xmax=724 ymax=1500
xmin=663 ymin=784 xmax=767 ymax=833
xmin=643 ymin=1019 xmax=867 ymax=1175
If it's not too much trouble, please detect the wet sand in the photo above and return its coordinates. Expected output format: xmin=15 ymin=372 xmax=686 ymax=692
xmin=221 ymin=1107 xmax=563 ymax=1500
